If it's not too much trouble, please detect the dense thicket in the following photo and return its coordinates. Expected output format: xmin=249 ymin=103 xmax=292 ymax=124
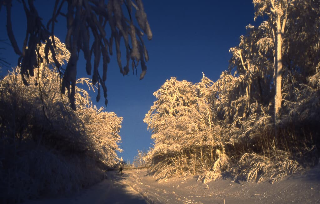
xmin=144 ymin=0 xmax=320 ymax=183
xmin=0 ymin=38 xmax=123 ymax=203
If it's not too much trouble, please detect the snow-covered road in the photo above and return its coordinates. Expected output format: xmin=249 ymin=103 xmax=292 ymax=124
xmin=24 ymin=166 xmax=320 ymax=204
xmin=123 ymin=167 xmax=320 ymax=204
xmin=23 ymin=171 xmax=148 ymax=204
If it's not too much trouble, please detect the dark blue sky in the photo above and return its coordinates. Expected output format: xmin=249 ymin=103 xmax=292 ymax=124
xmin=0 ymin=0 xmax=257 ymax=162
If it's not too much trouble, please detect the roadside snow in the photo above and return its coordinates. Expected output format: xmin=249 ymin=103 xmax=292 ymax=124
xmin=24 ymin=165 xmax=320 ymax=204
xmin=23 ymin=171 xmax=148 ymax=204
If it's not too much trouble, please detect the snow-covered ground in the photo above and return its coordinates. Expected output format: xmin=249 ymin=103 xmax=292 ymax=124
xmin=24 ymin=165 xmax=320 ymax=204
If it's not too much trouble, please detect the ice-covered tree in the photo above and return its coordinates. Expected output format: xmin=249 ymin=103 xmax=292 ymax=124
xmin=144 ymin=78 xmax=198 ymax=154
xmin=195 ymin=73 xmax=218 ymax=163
xmin=253 ymin=0 xmax=292 ymax=123
xmin=144 ymin=76 xmax=230 ymax=177
xmin=0 ymin=37 xmax=124 ymax=201
xmin=282 ymin=0 xmax=320 ymax=78
xmin=229 ymin=22 xmax=274 ymax=108
xmin=230 ymin=0 xmax=320 ymax=126
xmin=144 ymin=0 xmax=320 ymax=183
xmin=0 ymin=0 xmax=152 ymax=109
xmin=133 ymin=150 xmax=147 ymax=167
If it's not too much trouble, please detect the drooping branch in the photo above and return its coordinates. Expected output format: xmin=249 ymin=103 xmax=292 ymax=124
xmin=5 ymin=0 xmax=22 ymax=56
xmin=2 ymin=0 xmax=152 ymax=110
xmin=58 ymin=0 xmax=152 ymax=109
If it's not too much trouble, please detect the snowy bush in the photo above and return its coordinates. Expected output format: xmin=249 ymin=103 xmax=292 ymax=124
xmin=234 ymin=151 xmax=301 ymax=183
xmin=198 ymin=149 xmax=230 ymax=184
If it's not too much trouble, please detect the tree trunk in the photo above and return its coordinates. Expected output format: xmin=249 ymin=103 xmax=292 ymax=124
xmin=208 ymin=114 xmax=214 ymax=163
xmin=200 ymin=146 xmax=203 ymax=169
xmin=274 ymin=15 xmax=283 ymax=124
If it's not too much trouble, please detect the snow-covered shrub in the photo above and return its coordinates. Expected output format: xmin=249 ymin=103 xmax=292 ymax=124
xmin=198 ymin=149 xmax=230 ymax=184
xmin=149 ymin=158 xmax=178 ymax=181
xmin=235 ymin=151 xmax=301 ymax=183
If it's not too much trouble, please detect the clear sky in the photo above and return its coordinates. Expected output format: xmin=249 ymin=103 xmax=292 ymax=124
xmin=0 ymin=0 xmax=258 ymax=163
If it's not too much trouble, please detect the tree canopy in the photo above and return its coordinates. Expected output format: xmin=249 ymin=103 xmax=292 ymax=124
xmin=0 ymin=0 xmax=152 ymax=109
